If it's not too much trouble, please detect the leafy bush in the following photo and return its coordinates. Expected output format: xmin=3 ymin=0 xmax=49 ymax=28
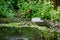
xmin=18 ymin=0 xmax=53 ymax=20
xmin=0 ymin=0 xmax=60 ymax=21
xmin=18 ymin=0 xmax=60 ymax=21
xmin=0 ymin=0 xmax=15 ymax=18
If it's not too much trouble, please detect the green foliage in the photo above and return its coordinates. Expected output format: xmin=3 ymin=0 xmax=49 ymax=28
xmin=0 ymin=0 xmax=60 ymax=21
xmin=18 ymin=0 xmax=60 ymax=21
xmin=18 ymin=0 xmax=53 ymax=20
xmin=0 ymin=0 xmax=15 ymax=18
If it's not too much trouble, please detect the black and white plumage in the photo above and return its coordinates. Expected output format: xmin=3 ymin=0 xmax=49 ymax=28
xmin=19 ymin=10 xmax=53 ymax=29
xmin=31 ymin=18 xmax=53 ymax=29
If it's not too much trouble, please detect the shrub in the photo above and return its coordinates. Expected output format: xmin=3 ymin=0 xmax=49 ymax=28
xmin=0 ymin=0 xmax=15 ymax=18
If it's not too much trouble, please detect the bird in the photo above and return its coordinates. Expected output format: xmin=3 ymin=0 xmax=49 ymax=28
xmin=20 ymin=10 xmax=53 ymax=29
xmin=31 ymin=18 xmax=53 ymax=29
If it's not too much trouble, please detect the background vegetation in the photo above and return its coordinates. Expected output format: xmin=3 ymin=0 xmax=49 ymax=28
xmin=0 ymin=0 xmax=60 ymax=21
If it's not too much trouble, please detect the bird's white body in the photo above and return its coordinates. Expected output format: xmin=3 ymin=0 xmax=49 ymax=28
xmin=31 ymin=18 xmax=44 ymax=22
